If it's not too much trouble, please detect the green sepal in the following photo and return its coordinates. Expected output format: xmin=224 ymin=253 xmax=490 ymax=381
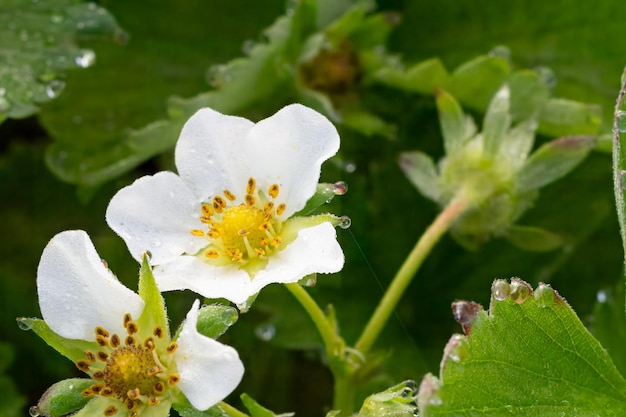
xmin=505 ymin=69 xmax=550 ymax=121
xmin=194 ymin=304 xmax=239 ymax=339
xmin=137 ymin=253 xmax=170 ymax=346
xmin=373 ymin=57 xmax=451 ymax=95
xmin=435 ymin=89 xmax=468 ymax=155
xmin=36 ymin=378 xmax=93 ymax=417
xmin=398 ymin=151 xmax=440 ymax=202
xmin=503 ymin=224 xmax=564 ymax=252
xmin=448 ymin=55 xmax=511 ymax=111
xmin=497 ymin=118 xmax=537 ymax=170
xmin=172 ymin=395 xmax=229 ymax=417
xmin=516 ymin=135 xmax=595 ymax=191
xmin=538 ymin=98 xmax=602 ymax=137
xmin=418 ymin=279 xmax=626 ymax=416
xmin=357 ymin=380 xmax=418 ymax=417
xmin=241 ymin=393 xmax=282 ymax=417
xmin=17 ymin=317 xmax=94 ymax=362
xmin=294 ymin=184 xmax=348 ymax=217
xmin=482 ymin=85 xmax=511 ymax=156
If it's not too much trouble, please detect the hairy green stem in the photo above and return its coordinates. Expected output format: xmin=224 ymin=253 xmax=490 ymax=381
xmin=219 ymin=401 xmax=250 ymax=417
xmin=285 ymin=282 xmax=338 ymax=357
xmin=354 ymin=196 xmax=469 ymax=354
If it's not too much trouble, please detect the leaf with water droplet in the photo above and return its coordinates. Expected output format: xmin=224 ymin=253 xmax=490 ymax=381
xmin=418 ymin=278 xmax=626 ymax=416
xmin=0 ymin=0 xmax=124 ymax=121
xmin=194 ymin=304 xmax=239 ymax=339
xmin=357 ymin=380 xmax=418 ymax=417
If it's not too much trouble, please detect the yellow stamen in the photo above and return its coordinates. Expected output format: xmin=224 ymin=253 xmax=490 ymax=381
xmin=223 ymin=189 xmax=236 ymax=201
xmin=268 ymin=184 xmax=280 ymax=198
xmin=190 ymin=229 xmax=204 ymax=236
xmin=246 ymin=177 xmax=256 ymax=194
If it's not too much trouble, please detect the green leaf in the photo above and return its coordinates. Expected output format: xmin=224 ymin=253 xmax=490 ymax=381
xmin=373 ymin=58 xmax=450 ymax=95
xmin=195 ymin=304 xmax=239 ymax=339
xmin=538 ymin=98 xmax=602 ymax=137
xmin=613 ymin=70 xmax=626 ymax=278
xmin=435 ymin=90 xmax=468 ymax=155
xmin=357 ymin=380 xmax=418 ymax=417
xmin=516 ymin=135 xmax=596 ymax=191
xmin=17 ymin=317 xmax=94 ymax=362
xmin=241 ymin=393 xmax=283 ymax=417
xmin=503 ymin=224 xmax=563 ymax=252
xmin=482 ymin=85 xmax=511 ymax=156
xmin=505 ymin=69 xmax=550 ymax=121
xmin=418 ymin=279 xmax=626 ymax=417
xmin=0 ymin=0 xmax=124 ymax=122
xmin=448 ymin=55 xmax=511 ymax=111
xmin=398 ymin=151 xmax=440 ymax=202
xmin=36 ymin=378 xmax=93 ymax=417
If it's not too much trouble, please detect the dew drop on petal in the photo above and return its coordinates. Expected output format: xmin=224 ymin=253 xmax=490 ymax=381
xmin=491 ymin=279 xmax=510 ymax=301
xmin=339 ymin=215 xmax=351 ymax=229
xmin=29 ymin=406 xmax=40 ymax=417
xmin=617 ymin=110 xmax=626 ymax=133
xmin=16 ymin=318 xmax=32 ymax=331
xmin=255 ymin=323 xmax=275 ymax=341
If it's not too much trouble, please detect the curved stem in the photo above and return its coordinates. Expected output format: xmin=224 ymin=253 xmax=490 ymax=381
xmin=285 ymin=282 xmax=338 ymax=356
xmin=354 ymin=196 xmax=469 ymax=354
xmin=219 ymin=401 xmax=250 ymax=417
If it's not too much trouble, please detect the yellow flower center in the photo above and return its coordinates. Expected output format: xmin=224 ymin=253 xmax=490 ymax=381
xmin=75 ymin=313 xmax=179 ymax=417
xmin=190 ymin=177 xmax=286 ymax=265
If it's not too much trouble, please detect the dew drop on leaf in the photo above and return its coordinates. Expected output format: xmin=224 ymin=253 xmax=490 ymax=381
xmin=333 ymin=181 xmax=348 ymax=195
xmin=339 ymin=215 xmax=351 ymax=229
xmin=534 ymin=283 xmax=555 ymax=307
xmin=75 ymin=49 xmax=95 ymax=68
xmin=16 ymin=318 xmax=32 ymax=331
xmin=509 ymin=279 xmax=531 ymax=304
xmin=617 ymin=110 xmax=626 ymax=133
xmin=491 ymin=279 xmax=510 ymax=301
xmin=28 ymin=406 xmax=40 ymax=417
xmin=45 ymin=79 xmax=65 ymax=98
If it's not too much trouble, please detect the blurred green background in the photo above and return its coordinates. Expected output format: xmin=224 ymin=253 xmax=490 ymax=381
xmin=2 ymin=0 xmax=626 ymax=416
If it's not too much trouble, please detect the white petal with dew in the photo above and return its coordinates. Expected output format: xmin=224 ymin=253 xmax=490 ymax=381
xmin=153 ymin=257 xmax=256 ymax=305
xmin=37 ymin=230 xmax=144 ymax=341
xmin=175 ymin=108 xmax=254 ymax=200
xmin=245 ymin=104 xmax=340 ymax=217
xmin=106 ymin=171 xmax=206 ymax=265
xmin=175 ymin=300 xmax=244 ymax=410
xmin=256 ymin=222 xmax=344 ymax=284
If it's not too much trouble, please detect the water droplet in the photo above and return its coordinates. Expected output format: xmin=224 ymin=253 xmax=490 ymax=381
xmin=491 ymin=279 xmax=510 ymax=301
xmin=509 ymin=279 xmax=531 ymax=304
xmin=596 ymin=290 xmax=608 ymax=303
xmin=333 ymin=181 xmax=348 ymax=195
xmin=535 ymin=66 xmax=557 ymax=90
xmin=428 ymin=394 xmax=442 ymax=406
xmin=75 ymin=49 xmax=96 ymax=68
xmin=534 ymin=283 xmax=554 ymax=307
xmin=339 ymin=215 xmax=351 ymax=229
xmin=345 ymin=162 xmax=356 ymax=173
xmin=488 ymin=45 xmax=511 ymax=61
xmin=444 ymin=334 xmax=469 ymax=362
xmin=144 ymin=250 xmax=152 ymax=260
xmin=29 ymin=406 xmax=40 ymax=417
xmin=152 ymin=240 xmax=162 ymax=248
xmin=17 ymin=318 xmax=32 ymax=331
xmin=255 ymin=323 xmax=275 ymax=341
xmin=616 ymin=110 xmax=626 ymax=133
xmin=451 ymin=301 xmax=482 ymax=334
xmin=46 ymin=79 xmax=66 ymax=98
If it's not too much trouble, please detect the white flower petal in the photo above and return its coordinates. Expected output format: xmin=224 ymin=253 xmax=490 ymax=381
xmin=256 ymin=222 xmax=344 ymax=283
xmin=153 ymin=257 xmax=257 ymax=305
xmin=176 ymin=108 xmax=254 ymax=200
xmin=154 ymin=222 xmax=343 ymax=304
xmin=175 ymin=300 xmax=244 ymax=410
xmin=106 ymin=171 xmax=206 ymax=265
xmin=37 ymin=230 xmax=144 ymax=341
xmin=245 ymin=104 xmax=340 ymax=217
